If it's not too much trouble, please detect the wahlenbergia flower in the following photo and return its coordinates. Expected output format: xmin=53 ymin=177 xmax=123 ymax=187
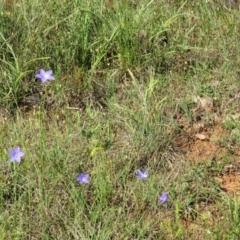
xmin=159 ymin=192 xmax=168 ymax=204
xmin=9 ymin=146 xmax=25 ymax=163
xmin=77 ymin=173 xmax=90 ymax=184
xmin=35 ymin=69 xmax=55 ymax=83
xmin=136 ymin=169 xmax=148 ymax=180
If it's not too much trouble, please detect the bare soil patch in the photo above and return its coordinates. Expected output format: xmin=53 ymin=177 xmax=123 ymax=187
xmin=174 ymin=96 xmax=240 ymax=202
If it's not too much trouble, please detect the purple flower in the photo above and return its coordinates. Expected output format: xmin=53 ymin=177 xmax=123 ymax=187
xmin=77 ymin=173 xmax=90 ymax=184
xmin=159 ymin=192 xmax=168 ymax=204
xmin=136 ymin=169 xmax=148 ymax=180
xmin=35 ymin=69 xmax=55 ymax=83
xmin=8 ymin=146 xmax=25 ymax=163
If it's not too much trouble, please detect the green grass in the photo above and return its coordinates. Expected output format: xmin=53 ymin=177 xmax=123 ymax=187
xmin=1 ymin=0 xmax=240 ymax=239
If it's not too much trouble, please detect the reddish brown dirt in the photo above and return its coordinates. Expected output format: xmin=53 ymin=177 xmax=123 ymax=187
xmin=174 ymin=99 xmax=240 ymax=201
xmin=218 ymin=162 xmax=240 ymax=202
xmin=175 ymin=123 xmax=226 ymax=162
